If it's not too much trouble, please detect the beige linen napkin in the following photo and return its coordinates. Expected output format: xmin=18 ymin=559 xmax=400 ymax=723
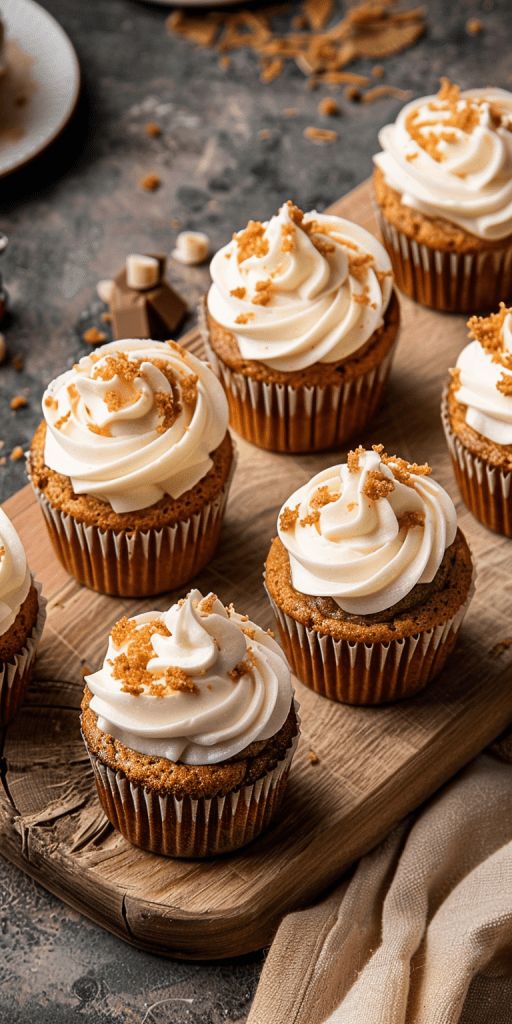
xmin=248 ymin=744 xmax=512 ymax=1024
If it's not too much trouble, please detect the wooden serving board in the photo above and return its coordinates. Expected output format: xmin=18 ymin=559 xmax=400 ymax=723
xmin=1 ymin=180 xmax=512 ymax=961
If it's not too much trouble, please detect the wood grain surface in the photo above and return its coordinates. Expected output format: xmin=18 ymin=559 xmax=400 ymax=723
xmin=1 ymin=180 xmax=511 ymax=960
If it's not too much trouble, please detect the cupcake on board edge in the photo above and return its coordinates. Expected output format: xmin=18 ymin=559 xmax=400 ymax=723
xmin=81 ymin=589 xmax=299 ymax=858
xmin=265 ymin=445 xmax=474 ymax=705
xmin=203 ymin=200 xmax=400 ymax=453
xmin=442 ymin=303 xmax=512 ymax=536
xmin=0 ymin=507 xmax=46 ymax=725
xmin=27 ymin=338 xmax=235 ymax=598
xmin=373 ymin=79 xmax=512 ymax=313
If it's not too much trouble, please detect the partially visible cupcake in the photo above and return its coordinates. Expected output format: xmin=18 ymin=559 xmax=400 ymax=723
xmin=81 ymin=589 xmax=299 ymax=857
xmin=374 ymin=80 xmax=512 ymax=312
xmin=442 ymin=304 xmax=512 ymax=536
xmin=0 ymin=508 xmax=46 ymax=725
xmin=28 ymin=339 xmax=234 ymax=597
xmin=203 ymin=201 xmax=400 ymax=452
xmin=265 ymin=446 xmax=473 ymax=705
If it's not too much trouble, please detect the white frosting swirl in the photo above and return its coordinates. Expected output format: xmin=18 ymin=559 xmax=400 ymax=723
xmin=374 ymin=87 xmax=512 ymax=240
xmin=42 ymin=339 xmax=229 ymax=514
xmin=86 ymin=589 xmax=293 ymax=765
xmin=207 ymin=202 xmax=393 ymax=372
xmin=277 ymin=450 xmax=457 ymax=615
xmin=0 ymin=508 xmax=31 ymax=638
xmin=454 ymin=310 xmax=512 ymax=445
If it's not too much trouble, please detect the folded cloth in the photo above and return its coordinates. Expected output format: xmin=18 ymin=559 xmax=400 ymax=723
xmin=248 ymin=740 xmax=512 ymax=1024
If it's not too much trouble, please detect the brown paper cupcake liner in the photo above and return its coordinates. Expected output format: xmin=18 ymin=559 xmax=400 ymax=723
xmin=0 ymin=580 xmax=46 ymax=726
xmin=31 ymin=464 xmax=234 ymax=598
xmin=378 ymin=213 xmax=512 ymax=314
xmin=200 ymin=302 xmax=397 ymax=453
xmin=266 ymin=585 xmax=473 ymax=706
xmin=85 ymin=723 xmax=299 ymax=858
xmin=441 ymin=391 xmax=512 ymax=537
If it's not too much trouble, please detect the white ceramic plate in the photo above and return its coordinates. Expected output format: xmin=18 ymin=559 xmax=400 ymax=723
xmin=0 ymin=0 xmax=80 ymax=178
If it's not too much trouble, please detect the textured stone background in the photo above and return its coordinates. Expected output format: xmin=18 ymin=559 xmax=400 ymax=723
xmin=0 ymin=0 xmax=511 ymax=1020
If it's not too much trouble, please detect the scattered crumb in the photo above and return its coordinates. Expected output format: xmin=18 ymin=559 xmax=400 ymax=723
xmin=83 ymin=327 xmax=107 ymax=345
xmin=139 ymin=173 xmax=161 ymax=192
xmin=361 ymin=84 xmax=412 ymax=103
xmin=260 ymin=57 xmax=284 ymax=84
xmin=318 ymin=96 xmax=340 ymax=117
xmin=308 ymin=750 xmax=320 ymax=765
xmin=466 ymin=17 xmax=484 ymax=35
xmin=9 ymin=446 xmax=24 ymax=461
xmin=101 ymin=311 xmax=112 ymax=323
xmin=0 ymin=333 xmax=6 ymax=364
xmin=144 ymin=121 xmax=162 ymax=137
xmin=345 ymin=85 xmax=362 ymax=102
xmin=372 ymin=64 xmax=385 ymax=78
xmin=11 ymin=353 xmax=24 ymax=372
xmin=10 ymin=395 xmax=28 ymax=411
xmin=304 ymin=126 xmax=338 ymax=144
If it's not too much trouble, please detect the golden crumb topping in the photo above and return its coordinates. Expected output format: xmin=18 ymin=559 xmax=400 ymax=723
xmin=397 ymin=510 xmax=426 ymax=530
xmin=309 ymin=485 xmax=340 ymax=508
xmin=362 ymin=469 xmax=395 ymax=500
xmin=108 ymin=617 xmax=199 ymax=697
xmin=467 ymin=304 xmax=512 ymax=377
xmin=234 ymin=220 xmax=269 ymax=263
xmin=347 ymin=445 xmax=366 ymax=472
xmin=230 ymin=286 xmax=246 ymax=298
xmin=252 ymin=279 xmax=273 ymax=306
xmin=235 ymin=312 xmax=255 ymax=324
xmin=279 ymin=504 xmax=300 ymax=531
xmin=299 ymin=509 xmax=320 ymax=527
xmin=198 ymin=593 xmax=218 ymax=615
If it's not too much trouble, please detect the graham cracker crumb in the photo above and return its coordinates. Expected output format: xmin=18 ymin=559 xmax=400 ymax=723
xmin=242 ymin=625 xmax=257 ymax=640
xmin=144 ymin=121 xmax=162 ymax=137
xmin=10 ymin=395 xmax=28 ymax=411
xmin=318 ymin=96 xmax=340 ymax=117
xmin=230 ymin=287 xmax=246 ymax=299
xmin=279 ymin=504 xmax=300 ymax=531
xmin=88 ymin=423 xmax=112 ymax=437
xmin=310 ymin=485 xmax=339 ymax=508
xmin=198 ymin=593 xmax=218 ymax=615
xmin=83 ymin=327 xmax=107 ymax=346
xmin=304 ymin=126 xmax=338 ymax=144
xmin=363 ymin=469 xmax=395 ymax=500
xmin=281 ymin=222 xmax=296 ymax=253
xmin=299 ymin=509 xmax=320 ymax=527
xmin=347 ymin=446 xmax=365 ymax=472
xmin=139 ymin=173 xmax=161 ymax=192
xmin=234 ymin=219 xmax=269 ymax=264
xmin=54 ymin=410 xmax=71 ymax=431
xmin=497 ymin=373 xmax=512 ymax=397
xmin=397 ymin=510 xmax=425 ymax=530
xmin=9 ymin=446 xmax=24 ymax=461
xmin=229 ymin=659 xmax=251 ymax=682
xmin=308 ymin=749 xmax=320 ymax=765
xmin=467 ymin=304 xmax=512 ymax=375
xmin=348 ymin=252 xmax=374 ymax=282
xmin=181 ymin=372 xmax=198 ymax=406
xmin=235 ymin=312 xmax=255 ymax=324
xmin=252 ymin=279 xmax=273 ymax=306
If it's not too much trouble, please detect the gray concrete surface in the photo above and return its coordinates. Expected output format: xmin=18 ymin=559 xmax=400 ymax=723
xmin=0 ymin=0 xmax=511 ymax=1020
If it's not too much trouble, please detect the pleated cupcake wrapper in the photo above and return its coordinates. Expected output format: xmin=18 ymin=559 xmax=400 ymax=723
xmin=265 ymin=583 xmax=473 ymax=706
xmin=199 ymin=300 xmax=397 ymax=453
xmin=378 ymin=213 xmax=512 ymax=314
xmin=31 ymin=467 xmax=234 ymax=598
xmin=86 ymin=720 xmax=300 ymax=859
xmin=0 ymin=580 xmax=46 ymax=726
xmin=441 ymin=390 xmax=512 ymax=537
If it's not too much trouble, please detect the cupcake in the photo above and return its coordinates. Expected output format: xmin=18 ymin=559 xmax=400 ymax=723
xmin=81 ymin=589 xmax=299 ymax=857
xmin=0 ymin=508 xmax=46 ymax=725
xmin=265 ymin=446 xmax=474 ymax=705
xmin=203 ymin=201 xmax=400 ymax=452
xmin=442 ymin=304 xmax=512 ymax=536
xmin=28 ymin=339 xmax=234 ymax=597
xmin=373 ymin=79 xmax=512 ymax=312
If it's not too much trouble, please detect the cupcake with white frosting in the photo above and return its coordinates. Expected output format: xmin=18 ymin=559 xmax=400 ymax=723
xmin=265 ymin=446 xmax=473 ymax=704
xmin=81 ymin=589 xmax=299 ymax=857
xmin=442 ymin=304 xmax=512 ymax=535
xmin=0 ymin=508 xmax=46 ymax=724
xmin=373 ymin=79 xmax=512 ymax=312
xmin=203 ymin=200 xmax=400 ymax=452
xmin=28 ymin=338 xmax=234 ymax=597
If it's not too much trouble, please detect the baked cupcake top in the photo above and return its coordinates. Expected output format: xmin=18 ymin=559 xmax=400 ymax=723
xmin=207 ymin=200 xmax=393 ymax=372
xmin=277 ymin=446 xmax=457 ymax=616
xmin=374 ymin=79 xmax=512 ymax=241
xmin=452 ymin=304 xmax=512 ymax=446
xmin=42 ymin=339 xmax=229 ymax=514
xmin=0 ymin=508 xmax=31 ymax=637
xmin=85 ymin=589 xmax=293 ymax=765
